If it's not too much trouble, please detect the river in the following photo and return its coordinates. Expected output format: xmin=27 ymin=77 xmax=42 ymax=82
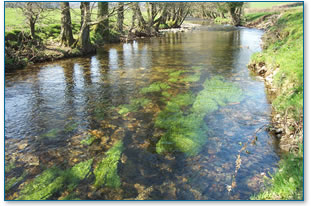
xmin=5 ymin=25 xmax=280 ymax=200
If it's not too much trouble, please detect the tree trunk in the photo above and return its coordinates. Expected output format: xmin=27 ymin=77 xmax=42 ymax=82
xmin=96 ymin=2 xmax=109 ymax=43
xmin=29 ymin=20 xmax=36 ymax=39
xmin=76 ymin=2 xmax=93 ymax=53
xmin=60 ymin=2 xmax=74 ymax=46
xmin=117 ymin=2 xmax=124 ymax=34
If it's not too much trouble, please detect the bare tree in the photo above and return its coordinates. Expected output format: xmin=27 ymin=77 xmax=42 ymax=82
xmin=21 ymin=2 xmax=44 ymax=39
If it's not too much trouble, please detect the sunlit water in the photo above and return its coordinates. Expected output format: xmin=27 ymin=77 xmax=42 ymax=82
xmin=5 ymin=26 xmax=279 ymax=200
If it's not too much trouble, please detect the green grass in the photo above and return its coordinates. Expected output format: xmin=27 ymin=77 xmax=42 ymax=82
xmin=250 ymin=10 xmax=303 ymax=200
xmin=244 ymin=11 xmax=277 ymax=22
xmin=251 ymin=146 xmax=303 ymax=200
xmin=247 ymin=2 xmax=291 ymax=9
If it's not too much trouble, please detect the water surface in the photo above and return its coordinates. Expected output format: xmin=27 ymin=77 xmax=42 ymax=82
xmin=5 ymin=26 xmax=279 ymax=200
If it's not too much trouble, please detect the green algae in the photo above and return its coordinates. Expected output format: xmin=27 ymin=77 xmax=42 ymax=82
xmin=140 ymin=82 xmax=171 ymax=94
xmin=155 ymin=76 xmax=243 ymax=156
xmin=59 ymin=193 xmax=81 ymax=200
xmin=161 ymin=91 xmax=171 ymax=98
xmin=17 ymin=167 xmax=64 ymax=200
xmin=80 ymin=134 xmax=96 ymax=146
xmin=181 ymin=72 xmax=201 ymax=82
xmin=170 ymin=93 xmax=195 ymax=106
xmin=169 ymin=70 xmax=187 ymax=77
xmin=5 ymin=172 xmax=27 ymax=192
xmin=5 ymin=161 xmax=16 ymax=173
xmin=192 ymin=76 xmax=242 ymax=114
xmin=16 ymin=159 xmax=94 ymax=200
xmin=168 ymin=77 xmax=179 ymax=83
xmin=40 ymin=128 xmax=60 ymax=139
xmin=191 ymin=66 xmax=203 ymax=70
xmin=118 ymin=97 xmax=151 ymax=115
xmin=94 ymin=141 xmax=123 ymax=188
xmin=64 ymin=122 xmax=78 ymax=133
xmin=65 ymin=159 xmax=93 ymax=191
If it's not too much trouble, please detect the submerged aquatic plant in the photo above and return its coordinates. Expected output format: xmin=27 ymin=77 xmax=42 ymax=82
xmin=94 ymin=141 xmax=123 ymax=188
xmin=118 ymin=97 xmax=151 ymax=115
xmin=16 ymin=159 xmax=94 ymax=200
xmin=65 ymin=159 xmax=93 ymax=191
xmin=17 ymin=167 xmax=64 ymax=200
xmin=5 ymin=172 xmax=27 ymax=192
xmin=140 ymin=82 xmax=171 ymax=94
xmin=155 ymin=76 xmax=243 ymax=156
xmin=80 ymin=134 xmax=96 ymax=146
xmin=181 ymin=72 xmax=201 ymax=83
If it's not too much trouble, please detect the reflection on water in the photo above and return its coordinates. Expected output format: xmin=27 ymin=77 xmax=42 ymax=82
xmin=5 ymin=26 xmax=279 ymax=200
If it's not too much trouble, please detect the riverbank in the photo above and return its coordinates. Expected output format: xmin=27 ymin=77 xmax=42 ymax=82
xmin=245 ymin=8 xmax=303 ymax=200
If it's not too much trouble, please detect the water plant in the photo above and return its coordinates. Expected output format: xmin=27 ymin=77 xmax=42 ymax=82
xmin=80 ymin=134 xmax=96 ymax=146
xmin=118 ymin=97 xmax=151 ymax=115
xmin=40 ymin=128 xmax=60 ymax=139
xmin=181 ymin=72 xmax=201 ymax=83
xmin=140 ymin=82 xmax=171 ymax=94
xmin=16 ymin=159 xmax=94 ymax=200
xmin=17 ymin=167 xmax=64 ymax=200
xmin=5 ymin=172 xmax=27 ymax=192
xmin=155 ymin=76 xmax=243 ymax=156
xmin=94 ymin=141 xmax=123 ymax=188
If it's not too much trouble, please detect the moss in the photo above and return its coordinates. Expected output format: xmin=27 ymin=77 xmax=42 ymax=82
xmin=94 ymin=141 xmax=123 ymax=188
xmin=17 ymin=167 xmax=64 ymax=200
xmin=80 ymin=134 xmax=96 ymax=146
xmin=140 ymin=82 xmax=171 ymax=94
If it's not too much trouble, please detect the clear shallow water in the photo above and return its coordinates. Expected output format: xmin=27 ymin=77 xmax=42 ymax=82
xmin=5 ymin=26 xmax=279 ymax=200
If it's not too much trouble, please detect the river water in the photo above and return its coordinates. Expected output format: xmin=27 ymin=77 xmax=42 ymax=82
xmin=5 ymin=25 xmax=280 ymax=200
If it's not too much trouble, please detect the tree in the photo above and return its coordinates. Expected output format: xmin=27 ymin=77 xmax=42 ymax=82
xmin=76 ymin=2 xmax=93 ymax=53
xmin=117 ymin=2 xmax=124 ymax=34
xmin=21 ymin=2 xmax=44 ymax=39
xmin=227 ymin=2 xmax=244 ymax=26
xmin=95 ymin=2 xmax=109 ymax=44
xmin=60 ymin=2 xmax=74 ymax=46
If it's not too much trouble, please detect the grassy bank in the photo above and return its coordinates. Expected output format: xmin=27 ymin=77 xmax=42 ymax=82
xmin=247 ymin=9 xmax=303 ymax=200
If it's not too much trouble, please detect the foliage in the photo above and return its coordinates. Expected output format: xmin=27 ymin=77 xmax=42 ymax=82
xmin=94 ymin=141 xmax=123 ymax=188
